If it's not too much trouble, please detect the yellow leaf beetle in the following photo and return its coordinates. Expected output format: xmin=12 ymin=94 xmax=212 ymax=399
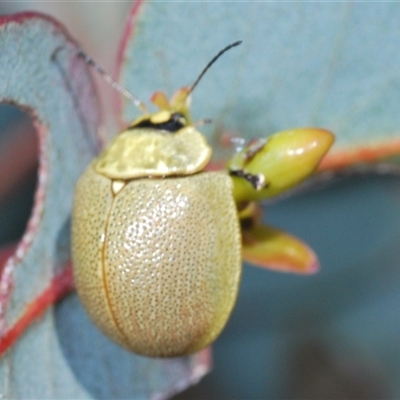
xmin=72 ymin=42 xmax=243 ymax=357
xmin=71 ymin=41 xmax=334 ymax=358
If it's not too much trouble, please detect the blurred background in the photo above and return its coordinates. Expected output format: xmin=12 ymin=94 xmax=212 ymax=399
xmin=1 ymin=2 xmax=400 ymax=399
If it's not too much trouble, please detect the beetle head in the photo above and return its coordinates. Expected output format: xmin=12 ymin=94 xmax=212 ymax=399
xmin=127 ymin=87 xmax=193 ymax=132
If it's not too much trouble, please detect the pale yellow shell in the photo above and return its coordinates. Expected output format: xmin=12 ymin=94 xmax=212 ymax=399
xmin=72 ymin=164 xmax=241 ymax=357
xmin=94 ymin=126 xmax=212 ymax=180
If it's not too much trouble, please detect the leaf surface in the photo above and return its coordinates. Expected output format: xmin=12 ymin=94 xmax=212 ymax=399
xmin=118 ymin=2 xmax=400 ymax=170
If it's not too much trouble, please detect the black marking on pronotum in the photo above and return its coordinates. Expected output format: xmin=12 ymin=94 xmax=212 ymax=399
xmin=131 ymin=112 xmax=187 ymax=132
xmin=229 ymin=169 xmax=268 ymax=191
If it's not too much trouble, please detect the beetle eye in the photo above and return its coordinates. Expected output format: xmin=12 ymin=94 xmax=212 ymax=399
xmin=132 ymin=112 xmax=187 ymax=132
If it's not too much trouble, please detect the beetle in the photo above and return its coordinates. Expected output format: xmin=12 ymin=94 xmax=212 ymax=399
xmin=72 ymin=42 xmax=243 ymax=357
xmin=72 ymin=42 xmax=334 ymax=358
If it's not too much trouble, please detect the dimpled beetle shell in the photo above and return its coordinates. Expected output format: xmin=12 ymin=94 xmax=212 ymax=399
xmin=72 ymin=92 xmax=242 ymax=357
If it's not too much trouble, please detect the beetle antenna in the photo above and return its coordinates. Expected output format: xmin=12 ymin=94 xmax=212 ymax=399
xmin=195 ymin=118 xmax=212 ymax=127
xmin=183 ymin=40 xmax=242 ymax=101
xmin=76 ymin=49 xmax=148 ymax=114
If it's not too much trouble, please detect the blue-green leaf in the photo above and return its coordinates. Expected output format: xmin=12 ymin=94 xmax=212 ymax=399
xmin=119 ymin=2 xmax=400 ymax=169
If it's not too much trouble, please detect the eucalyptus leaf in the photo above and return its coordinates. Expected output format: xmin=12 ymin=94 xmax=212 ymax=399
xmin=119 ymin=2 xmax=400 ymax=159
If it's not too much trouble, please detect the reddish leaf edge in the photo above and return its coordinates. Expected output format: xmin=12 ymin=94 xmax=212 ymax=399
xmin=115 ymin=0 xmax=145 ymax=120
xmin=318 ymin=139 xmax=400 ymax=171
xmin=0 ymin=245 xmax=74 ymax=357
xmin=0 ymin=11 xmax=77 ymax=44
xmin=0 ymin=244 xmax=16 ymax=276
